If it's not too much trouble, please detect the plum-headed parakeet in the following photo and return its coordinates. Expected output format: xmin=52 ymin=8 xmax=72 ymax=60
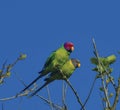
xmin=20 ymin=42 xmax=74 ymax=93
xmin=30 ymin=58 xmax=80 ymax=97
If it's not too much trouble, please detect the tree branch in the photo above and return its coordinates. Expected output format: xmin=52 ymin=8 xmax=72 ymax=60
xmin=46 ymin=85 xmax=54 ymax=110
xmin=112 ymin=78 xmax=120 ymax=110
xmin=81 ymin=77 xmax=97 ymax=110
xmin=62 ymin=81 xmax=68 ymax=110
xmin=92 ymin=38 xmax=111 ymax=109
xmin=65 ymin=79 xmax=86 ymax=110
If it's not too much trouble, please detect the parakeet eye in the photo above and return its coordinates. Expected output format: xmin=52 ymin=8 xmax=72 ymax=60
xmin=77 ymin=63 xmax=81 ymax=68
xmin=71 ymin=58 xmax=80 ymax=68
xmin=64 ymin=42 xmax=74 ymax=52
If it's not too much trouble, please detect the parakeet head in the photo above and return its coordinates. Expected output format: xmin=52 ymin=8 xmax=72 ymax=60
xmin=64 ymin=42 xmax=74 ymax=52
xmin=71 ymin=58 xmax=80 ymax=68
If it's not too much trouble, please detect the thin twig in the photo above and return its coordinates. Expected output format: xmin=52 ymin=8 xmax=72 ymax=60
xmin=62 ymin=81 xmax=65 ymax=104
xmin=62 ymin=81 xmax=68 ymax=110
xmin=36 ymin=94 xmax=62 ymax=110
xmin=92 ymin=38 xmax=111 ymax=108
xmin=0 ymin=60 xmax=7 ymax=76
xmin=80 ymin=77 xmax=97 ymax=110
xmin=99 ymin=92 xmax=105 ymax=109
xmin=100 ymin=62 xmax=117 ymax=90
xmin=112 ymin=78 xmax=120 ymax=110
xmin=92 ymin=38 xmax=100 ymax=60
xmin=65 ymin=79 xmax=86 ymax=110
xmin=0 ymin=91 xmax=28 ymax=101
xmin=0 ymin=60 xmax=7 ymax=84
xmin=10 ymin=57 xmax=20 ymax=69
xmin=107 ymin=74 xmax=116 ymax=90
xmin=46 ymin=85 xmax=53 ymax=110
xmin=101 ymin=76 xmax=111 ymax=108
xmin=14 ymin=72 xmax=27 ymax=87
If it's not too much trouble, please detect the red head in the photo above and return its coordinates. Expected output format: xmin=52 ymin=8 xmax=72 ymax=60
xmin=64 ymin=42 xmax=74 ymax=52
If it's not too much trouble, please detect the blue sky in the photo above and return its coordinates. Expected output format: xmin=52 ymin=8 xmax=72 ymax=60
xmin=0 ymin=0 xmax=120 ymax=110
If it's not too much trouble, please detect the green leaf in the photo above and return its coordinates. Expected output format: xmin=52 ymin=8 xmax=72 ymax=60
xmin=90 ymin=57 xmax=98 ymax=65
xmin=96 ymin=74 xmax=101 ymax=78
xmin=99 ymin=87 xmax=104 ymax=92
xmin=106 ymin=78 xmax=110 ymax=84
xmin=6 ymin=72 xmax=11 ymax=77
xmin=19 ymin=53 xmax=27 ymax=60
xmin=92 ymin=67 xmax=98 ymax=71
xmin=102 ymin=97 xmax=107 ymax=102
xmin=109 ymin=93 xmax=114 ymax=98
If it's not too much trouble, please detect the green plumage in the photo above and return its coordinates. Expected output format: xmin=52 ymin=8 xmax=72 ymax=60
xmin=91 ymin=55 xmax=116 ymax=75
xmin=45 ymin=59 xmax=76 ymax=81
xmin=40 ymin=46 xmax=70 ymax=76
xmin=30 ymin=58 xmax=80 ymax=97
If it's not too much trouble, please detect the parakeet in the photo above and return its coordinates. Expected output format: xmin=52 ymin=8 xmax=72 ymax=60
xmin=91 ymin=55 xmax=116 ymax=75
xmin=20 ymin=42 xmax=74 ymax=93
xmin=29 ymin=58 xmax=80 ymax=97
xmin=91 ymin=55 xmax=116 ymax=66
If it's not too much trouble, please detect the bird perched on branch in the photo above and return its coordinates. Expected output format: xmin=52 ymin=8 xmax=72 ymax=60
xmin=20 ymin=42 xmax=74 ymax=93
xmin=29 ymin=58 xmax=80 ymax=97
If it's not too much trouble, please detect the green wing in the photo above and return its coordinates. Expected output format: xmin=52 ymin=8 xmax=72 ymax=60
xmin=41 ymin=46 xmax=69 ymax=73
xmin=43 ymin=51 xmax=56 ymax=69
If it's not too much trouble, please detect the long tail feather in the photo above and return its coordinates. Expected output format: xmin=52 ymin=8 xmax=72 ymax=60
xmin=29 ymin=80 xmax=53 ymax=97
xmin=19 ymin=75 xmax=43 ymax=94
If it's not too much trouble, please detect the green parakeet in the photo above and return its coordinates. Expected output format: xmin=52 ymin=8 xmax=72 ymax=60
xmin=30 ymin=58 xmax=80 ymax=97
xmin=91 ymin=55 xmax=116 ymax=74
xmin=91 ymin=55 xmax=116 ymax=66
xmin=20 ymin=42 xmax=74 ymax=93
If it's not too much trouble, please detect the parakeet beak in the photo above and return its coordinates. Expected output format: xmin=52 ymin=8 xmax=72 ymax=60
xmin=71 ymin=46 xmax=74 ymax=51
xmin=77 ymin=63 xmax=80 ymax=67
